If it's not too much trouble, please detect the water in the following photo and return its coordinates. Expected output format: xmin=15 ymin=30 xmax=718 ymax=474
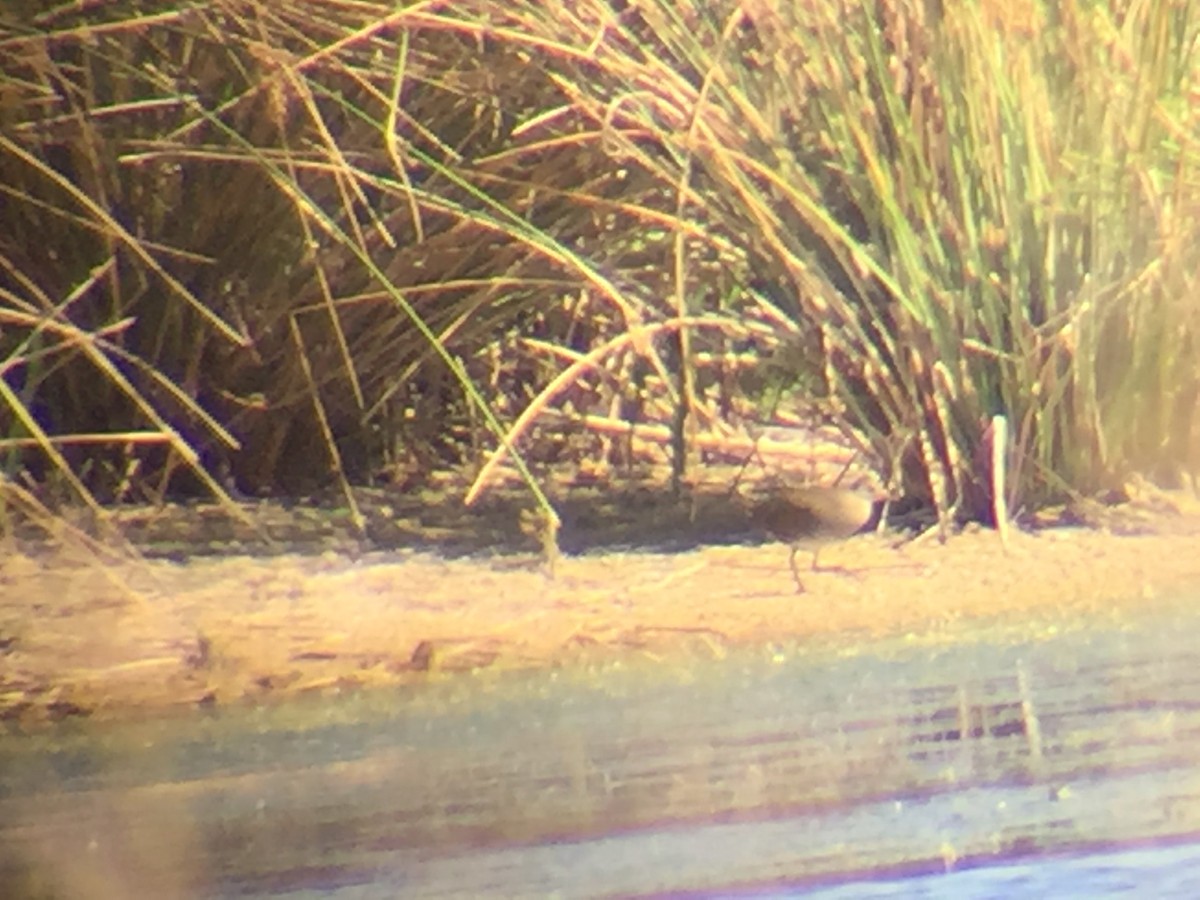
xmin=3 ymin=596 xmax=1200 ymax=897
xmin=800 ymin=841 xmax=1200 ymax=898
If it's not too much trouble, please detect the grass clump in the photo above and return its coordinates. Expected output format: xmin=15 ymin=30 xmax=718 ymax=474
xmin=1 ymin=0 xmax=1197 ymax=540
xmin=482 ymin=0 xmax=1200 ymax=523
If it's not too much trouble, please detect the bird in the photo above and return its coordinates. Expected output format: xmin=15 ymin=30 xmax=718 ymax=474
xmin=752 ymin=483 xmax=881 ymax=593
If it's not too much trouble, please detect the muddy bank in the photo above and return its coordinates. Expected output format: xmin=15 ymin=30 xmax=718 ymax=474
xmin=3 ymin=483 xmax=1200 ymax=728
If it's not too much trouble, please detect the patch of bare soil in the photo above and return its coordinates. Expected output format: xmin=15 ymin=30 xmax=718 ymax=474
xmin=3 ymin=479 xmax=1200 ymax=728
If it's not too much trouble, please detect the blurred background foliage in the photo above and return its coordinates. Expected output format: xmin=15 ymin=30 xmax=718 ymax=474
xmin=1 ymin=0 xmax=1197 ymax=531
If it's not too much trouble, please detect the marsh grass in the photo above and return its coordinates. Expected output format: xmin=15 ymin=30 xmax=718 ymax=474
xmin=1 ymin=0 xmax=1197 ymax=543
xmin=507 ymin=0 xmax=1200 ymax=524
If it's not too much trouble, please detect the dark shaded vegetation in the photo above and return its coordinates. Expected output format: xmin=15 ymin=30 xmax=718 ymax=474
xmin=2 ymin=0 xmax=1198 ymax=549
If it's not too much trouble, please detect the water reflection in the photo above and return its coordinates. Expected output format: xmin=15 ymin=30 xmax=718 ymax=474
xmin=3 ymin=596 xmax=1200 ymax=897
xmin=801 ymin=841 xmax=1200 ymax=898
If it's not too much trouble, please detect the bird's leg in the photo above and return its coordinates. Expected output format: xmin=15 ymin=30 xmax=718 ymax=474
xmin=789 ymin=545 xmax=807 ymax=594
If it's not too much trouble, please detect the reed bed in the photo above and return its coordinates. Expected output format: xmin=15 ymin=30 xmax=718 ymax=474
xmin=1 ymin=0 xmax=1196 ymax=541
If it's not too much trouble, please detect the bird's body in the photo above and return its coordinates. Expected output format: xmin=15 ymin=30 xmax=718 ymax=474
xmin=753 ymin=484 xmax=880 ymax=592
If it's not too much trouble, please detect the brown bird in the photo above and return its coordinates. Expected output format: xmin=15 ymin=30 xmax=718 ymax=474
xmin=754 ymin=484 xmax=881 ymax=593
